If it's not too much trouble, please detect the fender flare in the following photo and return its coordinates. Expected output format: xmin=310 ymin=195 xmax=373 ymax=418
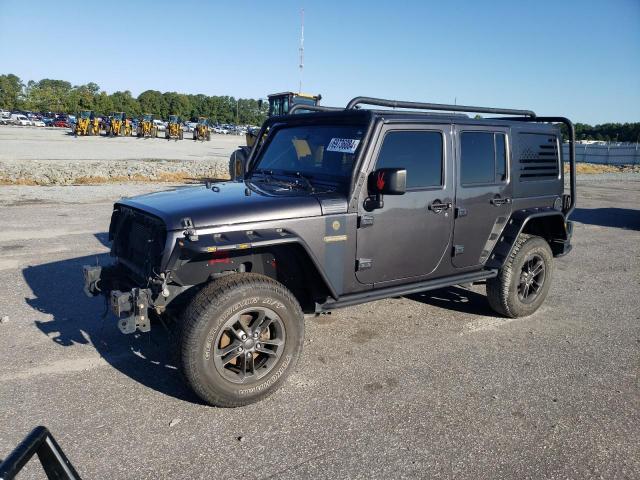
xmin=167 ymin=228 xmax=339 ymax=300
xmin=485 ymin=208 xmax=569 ymax=269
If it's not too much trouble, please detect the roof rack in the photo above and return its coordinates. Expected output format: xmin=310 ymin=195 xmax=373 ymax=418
xmin=345 ymin=96 xmax=536 ymax=118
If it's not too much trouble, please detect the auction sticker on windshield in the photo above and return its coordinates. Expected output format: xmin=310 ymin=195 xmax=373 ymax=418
xmin=327 ymin=138 xmax=360 ymax=154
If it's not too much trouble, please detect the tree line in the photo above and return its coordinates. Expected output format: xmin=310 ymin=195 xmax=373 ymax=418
xmin=1 ymin=73 xmax=638 ymax=138
xmin=0 ymin=74 xmax=268 ymax=125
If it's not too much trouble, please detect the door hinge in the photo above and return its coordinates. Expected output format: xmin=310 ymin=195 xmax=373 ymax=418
xmin=453 ymin=245 xmax=464 ymax=256
xmin=356 ymin=258 xmax=373 ymax=271
xmin=358 ymin=215 xmax=374 ymax=228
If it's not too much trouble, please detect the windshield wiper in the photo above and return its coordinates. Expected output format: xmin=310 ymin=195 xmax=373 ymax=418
xmin=251 ymin=169 xmax=274 ymax=184
xmin=279 ymin=171 xmax=316 ymax=193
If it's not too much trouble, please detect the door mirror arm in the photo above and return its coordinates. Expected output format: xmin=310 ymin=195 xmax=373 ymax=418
xmin=364 ymin=193 xmax=384 ymax=212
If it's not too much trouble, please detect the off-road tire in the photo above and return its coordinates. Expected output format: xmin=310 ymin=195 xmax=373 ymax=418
xmin=486 ymin=234 xmax=554 ymax=318
xmin=179 ymin=273 xmax=304 ymax=407
xmin=228 ymin=148 xmax=247 ymax=180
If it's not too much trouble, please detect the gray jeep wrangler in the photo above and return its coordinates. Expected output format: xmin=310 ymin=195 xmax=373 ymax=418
xmin=83 ymin=96 xmax=576 ymax=407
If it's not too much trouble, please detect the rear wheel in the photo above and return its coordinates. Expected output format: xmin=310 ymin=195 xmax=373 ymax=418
xmin=179 ymin=273 xmax=304 ymax=407
xmin=486 ymin=234 xmax=554 ymax=318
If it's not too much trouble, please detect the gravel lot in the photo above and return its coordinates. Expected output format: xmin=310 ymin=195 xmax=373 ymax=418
xmin=0 ymin=126 xmax=239 ymax=184
xmin=0 ymin=176 xmax=638 ymax=479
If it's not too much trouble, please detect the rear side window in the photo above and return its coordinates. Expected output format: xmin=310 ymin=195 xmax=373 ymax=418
xmin=460 ymin=132 xmax=507 ymax=185
xmin=376 ymin=131 xmax=443 ymax=188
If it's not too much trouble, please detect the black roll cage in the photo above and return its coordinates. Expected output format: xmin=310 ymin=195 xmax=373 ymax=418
xmin=251 ymin=97 xmax=576 ymax=216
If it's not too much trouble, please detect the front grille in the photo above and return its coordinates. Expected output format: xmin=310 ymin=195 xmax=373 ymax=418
xmin=109 ymin=206 xmax=167 ymax=280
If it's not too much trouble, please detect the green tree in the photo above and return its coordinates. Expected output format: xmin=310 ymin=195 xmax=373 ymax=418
xmin=110 ymin=90 xmax=140 ymax=117
xmin=138 ymin=90 xmax=166 ymax=118
xmin=0 ymin=74 xmax=24 ymax=110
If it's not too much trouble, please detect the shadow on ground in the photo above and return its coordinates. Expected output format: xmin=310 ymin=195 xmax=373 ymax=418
xmin=570 ymin=207 xmax=640 ymax=231
xmin=22 ymin=243 xmax=203 ymax=405
xmin=405 ymin=286 xmax=495 ymax=317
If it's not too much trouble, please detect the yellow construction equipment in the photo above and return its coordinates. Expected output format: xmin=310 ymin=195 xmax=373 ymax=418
xmin=137 ymin=113 xmax=157 ymax=138
xmin=89 ymin=115 xmax=100 ymax=136
xmin=74 ymin=110 xmax=92 ymax=136
xmin=229 ymin=91 xmax=321 ymax=179
xmin=109 ymin=112 xmax=128 ymax=136
xmin=165 ymin=115 xmax=183 ymax=140
xmin=193 ymin=117 xmax=211 ymax=141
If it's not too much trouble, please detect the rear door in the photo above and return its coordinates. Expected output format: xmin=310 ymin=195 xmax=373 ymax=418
xmin=452 ymin=126 xmax=512 ymax=268
xmin=356 ymin=124 xmax=454 ymax=284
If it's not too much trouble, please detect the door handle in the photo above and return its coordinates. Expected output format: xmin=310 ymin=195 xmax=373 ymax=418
xmin=428 ymin=200 xmax=452 ymax=214
xmin=490 ymin=197 xmax=511 ymax=206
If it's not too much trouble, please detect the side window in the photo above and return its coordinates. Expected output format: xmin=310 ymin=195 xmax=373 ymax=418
xmin=460 ymin=132 xmax=507 ymax=185
xmin=376 ymin=131 xmax=443 ymax=189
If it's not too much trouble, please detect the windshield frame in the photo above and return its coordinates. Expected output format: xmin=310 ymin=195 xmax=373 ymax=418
xmin=248 ymin=121 xmax=369 ymax=191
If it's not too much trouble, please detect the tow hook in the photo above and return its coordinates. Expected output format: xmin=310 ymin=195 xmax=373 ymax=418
xmin=110 ymin=288 xmax=152 ymax=334
xmin=82 ymin=265 xmax=102 ymax=297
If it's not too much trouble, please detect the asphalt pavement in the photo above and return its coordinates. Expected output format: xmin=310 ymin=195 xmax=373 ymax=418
xmin=0 ymin=178 xmax=638 ymax=479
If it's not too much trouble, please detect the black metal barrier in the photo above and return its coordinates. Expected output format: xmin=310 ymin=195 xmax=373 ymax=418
xmin=0 ymin=426 xmax=81 ymax=480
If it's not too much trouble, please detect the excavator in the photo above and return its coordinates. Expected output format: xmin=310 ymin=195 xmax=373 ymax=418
xmin=228 ymin=91 xmax=321 ymax=179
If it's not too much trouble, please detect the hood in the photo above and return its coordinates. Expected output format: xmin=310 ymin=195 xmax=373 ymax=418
xmin=116 ymin=182 xmax=324 ymax=230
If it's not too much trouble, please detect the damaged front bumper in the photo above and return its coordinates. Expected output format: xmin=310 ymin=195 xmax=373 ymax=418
xmin=83 ymin=265 xmax=152 ymax=334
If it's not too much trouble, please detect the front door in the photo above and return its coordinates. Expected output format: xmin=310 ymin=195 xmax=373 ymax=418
xmin=452 ymin=126 xmax=513 ymax=268
xmin=356 ymin=125 xmax=454 ymax=285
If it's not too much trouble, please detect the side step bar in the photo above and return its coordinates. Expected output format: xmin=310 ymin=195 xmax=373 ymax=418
xmin=317 ymin=269 xmax=497 ymax=312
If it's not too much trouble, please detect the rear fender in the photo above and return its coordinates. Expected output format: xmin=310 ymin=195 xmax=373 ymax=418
xmin=485 ymin=209 xmax=571 ymax=269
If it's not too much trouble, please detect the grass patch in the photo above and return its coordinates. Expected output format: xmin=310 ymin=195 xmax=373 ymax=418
xmin=564 ymin=163 xmax=640 ymax=175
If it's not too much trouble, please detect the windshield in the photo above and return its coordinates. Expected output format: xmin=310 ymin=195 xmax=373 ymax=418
xmin=198 ymin=118 xmax=207 ymax=125
xmin=169 ymin=115 xmax=178 ymax=123
xmin=250 ymin=124 xmax=366 ymax=189
xmin=143 ymin=114 xmax=152 ymax=121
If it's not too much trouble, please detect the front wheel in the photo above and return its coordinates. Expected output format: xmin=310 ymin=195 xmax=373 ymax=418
xmin=486 ymin=234 xmax=554 ymax=318
xmin=179 ymin=273 xmax=304 ymax=407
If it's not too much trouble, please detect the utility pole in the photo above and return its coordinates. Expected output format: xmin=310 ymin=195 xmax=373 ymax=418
xmin=298 ymin=8 xmax=304 ymax=93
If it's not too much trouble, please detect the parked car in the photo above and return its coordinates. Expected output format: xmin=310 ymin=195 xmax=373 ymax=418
xmin=32 ymin=119 xmax=45 ymax=127
xmin=52 ymin=116 xmax=70 ymax=128
xmin=10 ymin=114 xmax=31 ymax=126
xmin=153 ymin=119 xmax=166 ymax=131
xmin=42 ymin=117 xmax=54 ymax=127
xmin=213 ymin=126 xmax=229 ymax=134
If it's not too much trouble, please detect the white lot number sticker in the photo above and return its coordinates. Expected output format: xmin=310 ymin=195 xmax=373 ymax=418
xmin=327 ymin=138 xmax=360 ymax=154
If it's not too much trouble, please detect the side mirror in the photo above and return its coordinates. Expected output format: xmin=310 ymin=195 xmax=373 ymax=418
xmin=368 ymin=168 xmax=406 ymax=195
xmin=365 ymin=168 xmax=406 ymax=211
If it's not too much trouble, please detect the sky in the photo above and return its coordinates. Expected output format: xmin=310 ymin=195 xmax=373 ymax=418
xmin=0 ymin=0 xmax=638 ymax=124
